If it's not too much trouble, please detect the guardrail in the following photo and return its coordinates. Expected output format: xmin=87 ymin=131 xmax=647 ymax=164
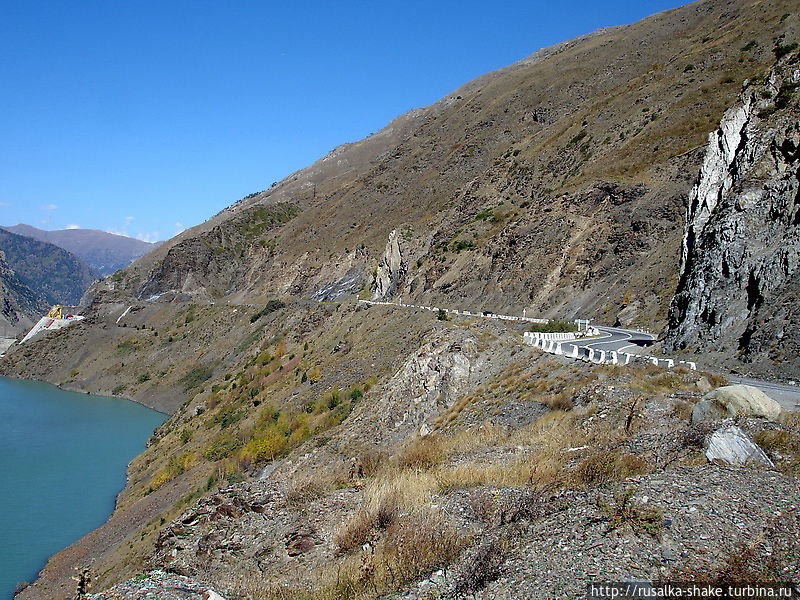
xmin=524 ymin=335 xmax=696 ymax=370
xmin=359 ymin=299 xmax=550 ymax=323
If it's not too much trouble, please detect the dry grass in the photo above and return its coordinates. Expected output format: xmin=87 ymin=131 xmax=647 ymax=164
xmin=632 ymin=370 xmax=691 ymax=394
xmin=597 ymin=486 xmax=663 ymax=536
xmin=248 ymin=510 xmax=467 ymax=600
xmin=575 ymin=449 xmax=648 ymax=486
xmin=670 ymin=399 xmax=694 ymax=422
xmin=396 ymin=435 xmax=444 ymax=470
xmin=285 ymin=469 xmax=350 ymax=506
xmin=335 ymin=471 xmax=439 ymax=552
xmin=754 ymin=427 xmax=800 ymax=475
xmin=432 ymin=409 xmax=649 ymax=491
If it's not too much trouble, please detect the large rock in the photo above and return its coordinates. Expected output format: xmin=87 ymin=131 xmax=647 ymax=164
xmin=372 ymin=229 xmax=406 ymax=301
xmin=704 ymin=425 xmax=774 ymax=468
xmin=691 ymin=384 xmax=782 ymax=423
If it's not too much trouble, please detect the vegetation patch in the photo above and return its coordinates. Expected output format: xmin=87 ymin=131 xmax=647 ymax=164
xmin=180 ymin=365 xmax=214 ymax=392
xmin=250 ymin=299 xmax=286 ymax=323
xmin=527 ymin=320 xmax=578 ymax=333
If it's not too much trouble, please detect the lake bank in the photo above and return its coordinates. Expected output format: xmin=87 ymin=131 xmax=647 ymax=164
xmin=0 ymin=377 xmax=166 ymax=600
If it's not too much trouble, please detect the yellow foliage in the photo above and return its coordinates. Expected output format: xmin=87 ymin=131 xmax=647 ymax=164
xmin=307 ymin=367 xmax=321 ymax=383
xmin=239 ymin=430 xmax=286 ymax=462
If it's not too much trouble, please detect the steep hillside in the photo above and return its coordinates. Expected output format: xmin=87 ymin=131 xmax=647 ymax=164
xmin=3 ymin=0 xmax=800 ymax=599
xmin=3 ymin=224 xmax=158 ymax=275
xmin=0 ymin=251 xmax=47 ymax=337
xmin=94 ymin=0 xmax=792 ymax=335
xmin=0 ymin=229 xmax=97 ymax=306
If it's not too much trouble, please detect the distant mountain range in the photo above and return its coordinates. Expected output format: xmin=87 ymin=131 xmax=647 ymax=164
xmin=1 ymin=224 xmax=160 ymax=276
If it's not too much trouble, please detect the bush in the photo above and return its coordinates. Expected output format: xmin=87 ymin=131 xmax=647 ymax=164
xmin=437 ymin=309 xmax=449 ymax=321
xmin=597 ymin=486 xmax=663 ymax=536
xmin=203 ymin=436 xmax=241 ymax=461
xmin=527 ymin=319 xmax=577 ymax=333
xmin=453 ymin=537 xmax=510 ymax=595
xmin=250 ymin=299 xmax=286 ymax=323
xmin=774 ymin=42 xmax=798 ymax=60
xmin=451 ymin=240 xmax=476 ymax=252
xmin=180 ymin=366 xmax=214 ymax=392
xmin=213 ymin=406 xmax=244 ymax=428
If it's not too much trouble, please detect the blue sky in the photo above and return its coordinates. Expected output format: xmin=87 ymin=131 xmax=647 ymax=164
xmin=0 ymin=0 xmax=689 ymax=242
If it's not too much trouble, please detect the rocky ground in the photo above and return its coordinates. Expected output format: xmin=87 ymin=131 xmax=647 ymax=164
xmin=64 ymin=354 xmax=800 ymax=600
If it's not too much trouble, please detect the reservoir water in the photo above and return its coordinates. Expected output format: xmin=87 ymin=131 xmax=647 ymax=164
xmin=0 ymin=377 xmax=166 ymax=600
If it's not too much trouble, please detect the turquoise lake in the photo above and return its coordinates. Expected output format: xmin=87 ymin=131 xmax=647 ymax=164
xmin=0 ymin=377 xmax=166 ymax=600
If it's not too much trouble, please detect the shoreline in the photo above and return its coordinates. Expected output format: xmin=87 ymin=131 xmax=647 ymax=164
xmin=0 ymin=376 xmax=168 ymax=600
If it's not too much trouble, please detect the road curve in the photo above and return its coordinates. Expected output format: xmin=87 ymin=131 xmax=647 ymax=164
xmin=559 ymin=325 xmax=656 ymax=357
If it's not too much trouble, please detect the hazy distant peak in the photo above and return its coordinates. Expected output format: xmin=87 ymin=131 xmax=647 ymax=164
xmin=1 ymin=224 xmax=159 ymax=276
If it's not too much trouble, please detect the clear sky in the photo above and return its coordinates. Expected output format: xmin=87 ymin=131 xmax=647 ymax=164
xmin=0 ymin=0 xmax=690 ymax=242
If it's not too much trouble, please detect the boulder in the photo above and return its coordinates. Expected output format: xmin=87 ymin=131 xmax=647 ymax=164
xmin=691 ymin=384 xmax=781 ymax=424
xmin=704 ymin=425 xmax=774 ymax=468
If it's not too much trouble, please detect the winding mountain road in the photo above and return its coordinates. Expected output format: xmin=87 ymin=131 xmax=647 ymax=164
xmin=564 ymin=326 xmax=800 ymax=411
xmin=357 ymin=299 xmax=800 ymax=412
xmin=559 ymin=326 xmax=656 ymax=356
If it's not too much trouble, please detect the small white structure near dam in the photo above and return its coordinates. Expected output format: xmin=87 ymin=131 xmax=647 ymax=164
xmin=20 ymin=306 xmax=85 ymax=344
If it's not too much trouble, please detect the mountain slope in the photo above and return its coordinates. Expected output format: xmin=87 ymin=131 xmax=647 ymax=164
xmin=0 ymin=229 xmax=97 ymax=306
xmin=0 ymin=251 xmax=48 ymax=337
xmin=2 ymin=224 xmax=158 ymax=275
xmin=103 ymin=0 xmax=792 ymax=332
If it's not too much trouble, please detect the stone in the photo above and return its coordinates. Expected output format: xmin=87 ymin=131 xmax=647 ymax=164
xmin=692 ymin=384 xmax=782 ymax=423
xmin=704 ymin=425 xmax=774 ymax=468
xmin=372 ymin=229 xmax=406 ymax=300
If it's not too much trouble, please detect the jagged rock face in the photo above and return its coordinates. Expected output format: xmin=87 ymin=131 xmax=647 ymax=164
xmin=137 ymin=202 xmax=301 ymax=300
xmin=372 ymin=229 xmax=406 ymax=301
xmin=666 ymin=61 xmax=800 ymax=376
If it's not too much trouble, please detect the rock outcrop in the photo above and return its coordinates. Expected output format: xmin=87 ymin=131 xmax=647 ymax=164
xmin=667 ymin=60 xmax=800 ymax=376
xmin=372 ymin=229 xmax=406 ymax=301
xmin=692 ymin=384 xmax=782 ymax=423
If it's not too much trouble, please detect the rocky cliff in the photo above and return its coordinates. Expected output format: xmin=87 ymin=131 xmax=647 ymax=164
xmin=666 ymin=57 xmax=800 ymax=377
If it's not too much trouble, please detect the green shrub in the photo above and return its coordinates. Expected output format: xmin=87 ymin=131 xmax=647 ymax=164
xmin=774 ymin=42 xmax=798 ymax=60
xmin=180 ymin=366 xmax=214 ymax=392
xmin=249 ymin=299 xmax=286 ymax=323
xmin=214 ymin=407 xmax=244 ymax=429
xmin=451 ymin=240 xmax=475 ymax=252
xmin=597 ymin=487 xmax=663 ymax=536
xmin=203 ymin=436 xmax=241 ymax=461
xmin=527 ymin=319 xmax=577 ymax=333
